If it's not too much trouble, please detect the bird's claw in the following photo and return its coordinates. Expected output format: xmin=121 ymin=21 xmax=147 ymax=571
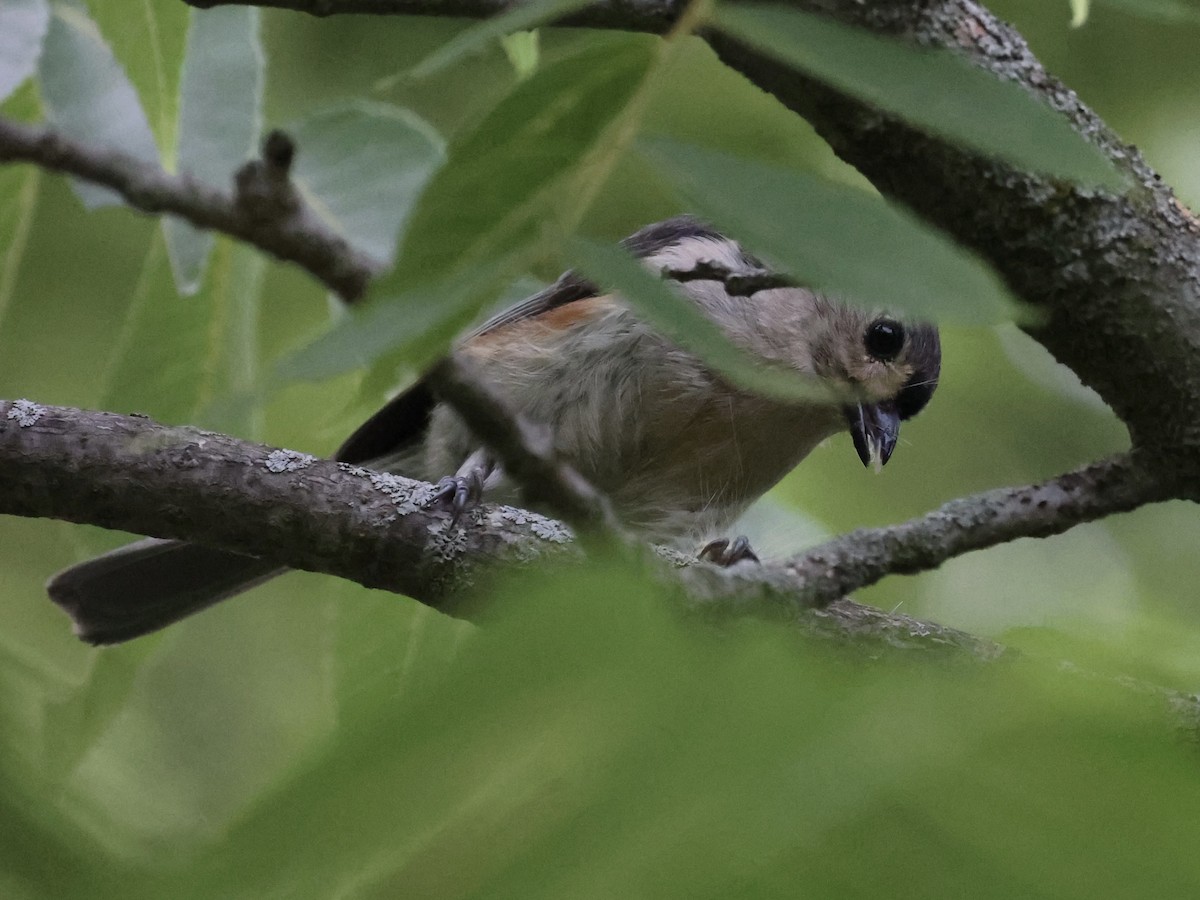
xmin=429 ymin=471 xmax=485 ymax=527
xmin=698 ymin=535 xmax=760 ymax=567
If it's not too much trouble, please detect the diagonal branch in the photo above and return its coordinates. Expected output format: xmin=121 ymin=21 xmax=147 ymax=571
xmin=778 ymin=455 xmax=1170 ymax=607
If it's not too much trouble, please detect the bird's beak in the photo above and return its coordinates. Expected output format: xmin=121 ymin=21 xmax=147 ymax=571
xmin=843 ymin=401 xmax=901 ymax=472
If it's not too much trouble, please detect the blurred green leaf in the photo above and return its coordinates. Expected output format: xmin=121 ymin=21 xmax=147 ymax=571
xmin=0 ymin=0 xmax=49 ymax=103
xmin=86 ymin=0 xmax=187 ymax=154
xmin=163 ymin=6 xmax=263 ymax=296
xmin=276 ymin=256 xmax=512 ymax=384
xmin=639 ymin=137 xmax=1016 ymax=322
xmin=194 ymin=240 xmax=267 ymax=435
xmin=42 ymin=566 xmax=1192 ymax=900
xmin=282 ymin=37 xmax=657 ymax=388
xmin=1070 ymin=0 xmax=1091 ymax=26
xmin=711 ymin=3 xmax=1124 ymax=188
xmin=289 ymin=102 xmax=445 ymax=266
xmin=500 ymin=30 xmax=541 ymax=82
xmin=36 ymin=1 xmax=160 ymax=209
xmin=394 ymin=36 xmax=655 ymax=289
xmin=406 ymin=0 xmax=589 ymax=80
xmin=568 ymin=237 xmax=827 ymax=401
xmin=0 ymin=166 xmax=39 ymax=332
xmin=101 ymin=234 xmax=267 ymax=431
xmin=1093 ymin=0 xmax=1200 ymax=22
xmin=41 ymin=643 xmax=156 ymax=781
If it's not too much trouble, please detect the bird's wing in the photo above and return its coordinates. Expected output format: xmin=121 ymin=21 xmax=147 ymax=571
xmin=335 ymin=216 xmax=722 ymax=465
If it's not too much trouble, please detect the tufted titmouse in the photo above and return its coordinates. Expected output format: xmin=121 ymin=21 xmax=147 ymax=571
xmin=48 ymin=216 xmax=940 ymax=643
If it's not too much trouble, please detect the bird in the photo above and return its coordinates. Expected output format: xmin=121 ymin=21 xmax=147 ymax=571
xmin=47 ymin=216 xmax=941 ymax=644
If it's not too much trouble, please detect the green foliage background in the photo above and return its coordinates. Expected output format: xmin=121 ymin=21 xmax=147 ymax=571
xmin=3 ymin=1 xmax=1200 ymax=896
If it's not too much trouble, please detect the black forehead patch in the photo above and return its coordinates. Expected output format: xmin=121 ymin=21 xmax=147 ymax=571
xmin=621 ymin=215 xmax=724 ymax=257
xmin=623 ymin=214 xmax=767 ymax=272
xmin=896 ymin=323 xmax=941 ymax=420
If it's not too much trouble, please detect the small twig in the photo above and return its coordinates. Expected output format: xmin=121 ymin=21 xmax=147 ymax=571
xmin=234 ymin=129 xmax=302 ymax=222
xmin=0 ymin=118 xmax=378 ymax=301
xmin=661 ymin=259 xmax=800 ymax=296
xmin=426 ymin=355 xmax=625 ymax=541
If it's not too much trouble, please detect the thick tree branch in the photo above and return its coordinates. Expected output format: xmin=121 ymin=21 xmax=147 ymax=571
xmin=0 ymin=118 xmax=378 ymax=301
xmin=1 ymin=399 xmax=577 ymax=614
xmin=2 ymin=400 xmax=1166 ymax=652
xmin=18 ymin=399 xmax=1200 ymax=732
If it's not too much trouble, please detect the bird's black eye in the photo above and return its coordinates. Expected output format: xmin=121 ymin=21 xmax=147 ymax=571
xmin=864 ymin=318 xmax=905 ymax=362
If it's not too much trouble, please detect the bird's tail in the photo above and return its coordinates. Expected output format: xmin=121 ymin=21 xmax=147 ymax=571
xmin=46 ymin=539 xmax=283 ymax=645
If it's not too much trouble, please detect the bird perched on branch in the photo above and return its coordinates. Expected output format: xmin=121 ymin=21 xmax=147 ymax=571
xmin=48 ymin=216 xmax=941 ymax=644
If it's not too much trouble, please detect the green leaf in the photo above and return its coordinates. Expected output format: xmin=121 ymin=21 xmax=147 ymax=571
xmin=289 ymin=102 xmax=445 ymax=266
xmin=100 ymin=568 xmax=1200 ymax=899
xmin=1093 ymin=0 xmax=1200 ymax=23
xmin=163 ymin=6 xmax=263 ymax=296
xmin=711 ymin=3 xmax=1124 ymax=188
xmin=276 ymin=258 xmax=512 ymax=385
xmin=407 ymin=0 xmax=590 ymax=80
xmin=284 ymin=37 xmax=658 ymax=389
xmin=640 ymin=137 xmax=1017 ymax=323
xmin=100 ymin=234 xmax=267 ymax=433
xmin=0 ymin=0 xmax=49 ymax=103
xmin=1070 ymin=0 xmax=1091 ymax=26
xmin=86 ymin=0 xmax=187 ymax=153
xmin=394 ymin=36 xmax=655 ymax=290
xmin=568 ymin=238 xmax=827 ymax=402
xmin=193 ymin=240 xmax=268 ymax=436
xmin=37 ymin=1 xmax=160 ymax=209
xmin=0 ymin=167 xmax=40 ymax=334
xmin=501 ymin=30 xmax=541 ymax=82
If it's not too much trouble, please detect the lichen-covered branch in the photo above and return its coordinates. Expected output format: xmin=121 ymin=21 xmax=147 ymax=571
xmin=1 ymin=399 xmax=1167 ymax=653
xmin=0 ymin=118 xmax=377 ymax=301
xmin=0 ymin=400 xmax=583 ymax=616
xmin=781 ymin=454 xmax=1169 ymax=605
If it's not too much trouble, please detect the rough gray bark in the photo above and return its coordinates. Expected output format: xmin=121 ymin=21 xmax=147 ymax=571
xmin=0 ymin=399 xmax=1161 ymax=649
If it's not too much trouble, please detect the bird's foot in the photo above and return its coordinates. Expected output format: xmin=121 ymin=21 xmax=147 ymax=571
xmin=428 ymin=470 xmax=486 ymax=527
xmin=698 ymin=535 xmax=760 ymax=567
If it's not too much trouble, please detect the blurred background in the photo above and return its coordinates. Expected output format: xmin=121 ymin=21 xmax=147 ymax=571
xmin=3 ymin=1 xmax=1200 ymax=897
